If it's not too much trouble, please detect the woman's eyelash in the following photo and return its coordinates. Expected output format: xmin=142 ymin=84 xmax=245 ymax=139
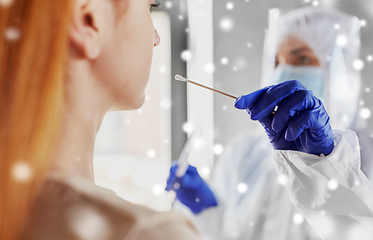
xmin=151 ymin=2 xmax=161 ymax=8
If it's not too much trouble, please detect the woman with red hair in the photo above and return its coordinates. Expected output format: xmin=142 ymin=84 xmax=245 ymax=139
xmin=0 ymin=0 xmax=200 ymax=239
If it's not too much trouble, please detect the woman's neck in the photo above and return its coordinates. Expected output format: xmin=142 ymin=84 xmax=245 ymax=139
xmin=50 ymin=61 xmax=112 ymax=182
xmin=50 ymin=111 xmax=100 ymax=182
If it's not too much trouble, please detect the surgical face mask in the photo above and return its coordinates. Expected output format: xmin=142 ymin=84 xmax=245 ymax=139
xmin=271 ymin=64 xmax=325 ymax=101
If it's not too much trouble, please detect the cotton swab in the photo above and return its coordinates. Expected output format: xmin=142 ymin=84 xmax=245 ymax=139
xmin=175 ymin=74 xmax=277 ymax=114
xmin=175 ymin=74 xmax=237 ymax=99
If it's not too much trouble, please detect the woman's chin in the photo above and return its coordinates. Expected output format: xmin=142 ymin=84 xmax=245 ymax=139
xmin=112 ymin=94 xmax=145 ymax=111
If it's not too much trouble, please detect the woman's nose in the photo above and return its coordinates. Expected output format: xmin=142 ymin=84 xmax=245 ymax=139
xmin=154 ymin=29 xmax=161 ymax=47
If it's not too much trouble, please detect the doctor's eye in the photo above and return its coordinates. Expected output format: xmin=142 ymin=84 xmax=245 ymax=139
xmin=299 ymin=56 xmax=311 ymax=64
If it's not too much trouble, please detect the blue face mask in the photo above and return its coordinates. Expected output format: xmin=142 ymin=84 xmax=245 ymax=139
xmin=271 ymin=64 xmax=325 ymax=101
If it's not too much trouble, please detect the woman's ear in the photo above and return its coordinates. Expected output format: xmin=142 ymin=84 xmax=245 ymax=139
xmin=69 ymin=0 xmax=100 ymax=59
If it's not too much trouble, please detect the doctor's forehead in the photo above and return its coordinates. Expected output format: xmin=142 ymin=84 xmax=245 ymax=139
xmin=278 ymin=37 xmax=313 ymax=53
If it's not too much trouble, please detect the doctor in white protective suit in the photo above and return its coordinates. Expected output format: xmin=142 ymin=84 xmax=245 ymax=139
xmin=166 ymin=7 xmax=373 ymax=240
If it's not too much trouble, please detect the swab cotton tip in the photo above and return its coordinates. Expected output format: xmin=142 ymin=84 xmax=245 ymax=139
xmin=175 ymin=74 xmax=188 ymax=82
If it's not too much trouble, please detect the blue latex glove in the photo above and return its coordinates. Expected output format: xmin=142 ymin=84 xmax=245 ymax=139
xmin=235 ymin=80 xmax=334 ymax=156
xmin=165 ymin=164 xmax=218 ymax=214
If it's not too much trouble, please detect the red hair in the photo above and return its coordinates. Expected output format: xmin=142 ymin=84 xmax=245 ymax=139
xmin=0 ymin=0 xmax=73 ymax=239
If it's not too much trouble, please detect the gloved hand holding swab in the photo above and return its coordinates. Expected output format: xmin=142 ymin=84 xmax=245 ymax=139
xmin=165 ymin=132 xmax=218 ymax=214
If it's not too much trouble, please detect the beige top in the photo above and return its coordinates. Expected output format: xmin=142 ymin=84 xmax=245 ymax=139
xmin=22 ymin=173 xmax=201 ymax=240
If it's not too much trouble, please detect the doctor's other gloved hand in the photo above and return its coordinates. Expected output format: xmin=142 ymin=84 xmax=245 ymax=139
xmin=165 ymin=164 xmax=217 ymax=214
xmin=235 ymin=80 xmax=334 ymax=156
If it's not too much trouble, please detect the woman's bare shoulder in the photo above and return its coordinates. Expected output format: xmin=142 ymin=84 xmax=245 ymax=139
xmin=22 ymin=173 xmax=201 ymax=240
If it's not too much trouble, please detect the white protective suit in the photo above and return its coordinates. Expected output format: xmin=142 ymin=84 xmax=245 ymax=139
xmin=274 ymin=130 xmax=373 ymax=239
xmin=175 ymin=7 xmax=373 ymax=240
